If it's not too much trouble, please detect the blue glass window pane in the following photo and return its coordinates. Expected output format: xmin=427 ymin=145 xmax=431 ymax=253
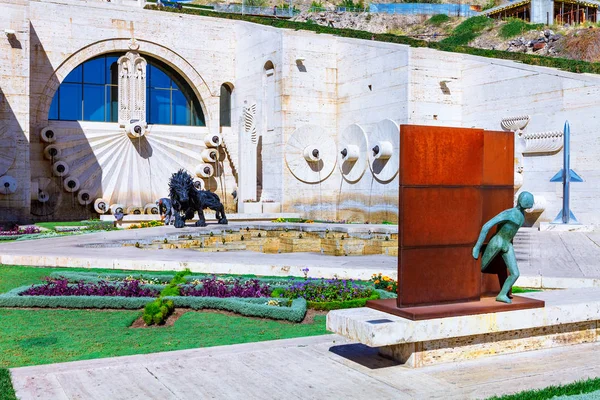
xmin=58 ymin=83 xmax=82 ymax=120
xmin=105 ymin=56 xmax=119 ymax=84
xmin=83 ymin=57 xmax=105 ymax=84
xmin=172 ymin=90 xmax=189 ymax=125
xmin=48 ymin=92 xmax=59 ymax=120
xmin=149 ymin=88 xmax=171 ymax=124
xmin=63 ymin=65 xmax=82 ymax=83
xmin=106 ymin=85 xmax=118 ymax=122
xmin=83 ymin=84 xmax=105 ymax=121
xmin=149 ymin=65 xmax=171 ymax=89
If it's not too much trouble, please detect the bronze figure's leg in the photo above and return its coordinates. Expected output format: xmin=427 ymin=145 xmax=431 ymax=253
xmin=498 ymin=245 xmax=519 ymax=304
xmin=480 ymin=241 xmax=501 ymax=272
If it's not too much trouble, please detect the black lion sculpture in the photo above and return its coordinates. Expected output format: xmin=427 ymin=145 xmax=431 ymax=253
xmin=168 ymin=169 xmax=228 ymax=228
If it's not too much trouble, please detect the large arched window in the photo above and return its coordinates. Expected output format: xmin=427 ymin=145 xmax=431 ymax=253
xmin=48 ymin=53 xmax=205 ymax=126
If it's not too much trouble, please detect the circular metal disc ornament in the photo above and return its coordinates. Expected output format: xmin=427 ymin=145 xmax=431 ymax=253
xmin=368 ymin=119 xmax=400 ymax=183
xmin=337 ymin=124 xmax=368 ymax=183
xmin=285 ymin=125 xmax=336 ymax=184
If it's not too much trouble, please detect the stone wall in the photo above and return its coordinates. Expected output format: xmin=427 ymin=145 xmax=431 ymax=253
xmin=2 ymin=0 xmax=600 ymax=224
xmin=0 ymin=0 xmax=31 ymax=226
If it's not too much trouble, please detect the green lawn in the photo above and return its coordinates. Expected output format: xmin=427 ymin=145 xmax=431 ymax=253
xmin=487 ymin=378 xmax=600 ymax=400
xmin=0 ymin=265 xmax=328 ymax=369
xmin=35 ymin=221 xmax=89 ymax=230
xmin=0 ymin=368 xmax=16 ymax=400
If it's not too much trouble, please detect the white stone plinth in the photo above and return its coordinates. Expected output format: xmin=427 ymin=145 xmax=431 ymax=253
xmin=327 ymin=289 xmax=600 ymax=367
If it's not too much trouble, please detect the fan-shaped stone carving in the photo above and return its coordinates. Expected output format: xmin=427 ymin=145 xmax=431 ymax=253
xmin=522 ymin=130 xmax=563 ymax=154
xmin=44 ymin=124 xmax=215 ymax=209
xmin=337 ymin=124 xmax=368 ymax=183
xmin=285 ymin=125 xmax=336 ymax=184
xmin=368 ymin=119 xmax=400 ymax=183
xmin=0 ymin=126 xmax=16 ymax=177
xmin=501 ymin=115 xmax=530 ymax=132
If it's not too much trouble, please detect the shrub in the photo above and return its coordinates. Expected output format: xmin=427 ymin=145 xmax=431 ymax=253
xmin=440 ymin=16 xmax=494 ymax=46
xmin=171 ymin=268 xmax=192 ymax=284
xmin=143 ymin=297 xmax=174 ymax=325
xmin=83 ymin=220 xmax=116 ymax=231
xmin=426 ymin=14 xmax=450 ymax=27
xmin=160 ymin=284 xmax=180 ymax=297
xmin=308 ymin=291 xmax=380 ymax=310
xmin=499 ymin=19 xmax=544 ymax=39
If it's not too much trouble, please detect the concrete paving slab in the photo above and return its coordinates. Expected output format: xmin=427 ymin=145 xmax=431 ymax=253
xmin=11 ymin=333 xmax=600 ymax=400
xmin=0 ymin=223 xmax=397 ymax=280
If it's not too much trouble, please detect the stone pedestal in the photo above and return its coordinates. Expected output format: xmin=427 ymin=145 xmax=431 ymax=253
xmin=327 ymin=289 xmax=600 ymax=368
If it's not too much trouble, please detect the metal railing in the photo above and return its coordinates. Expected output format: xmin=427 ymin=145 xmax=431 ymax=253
xmin=369 ymin=3 xmax=478 ymax=16
xmin=214 ymin=4 xmax=301 ymax=16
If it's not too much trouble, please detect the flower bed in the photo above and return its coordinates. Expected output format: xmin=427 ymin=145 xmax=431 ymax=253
xmin=2 ymin=271 xmax=393 ymax=322
xmin=21 ymin=278 xmax=160 ymax=297
xmin=0 ymin=285 xmax=306 ymax=322
xmin=272 ymin=278 xmax=382 ymax=310
xmin=180 ymin=277 xmax=271 ymax=298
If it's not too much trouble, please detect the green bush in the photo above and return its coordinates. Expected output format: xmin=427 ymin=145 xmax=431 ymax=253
xmin=171 ymin=268 xmax=192 ymax=284
xmin=426 ymin=14 xmax=450 ymax=26
xmin=143 ymin=298 xmax=174 ymax=325
xmin=440 ymin=16 xmax=494 ymax=46
xmin=499 ymin=19 xmax=544 ymax=39
xmin=307 ymin=291 xmax=380 ymax=310
xmin=160 ymin=284 xmax=180 ymax=297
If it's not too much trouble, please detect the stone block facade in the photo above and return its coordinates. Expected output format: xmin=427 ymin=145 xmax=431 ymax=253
xmin=1 ymin=0 xmax=600 ymax=224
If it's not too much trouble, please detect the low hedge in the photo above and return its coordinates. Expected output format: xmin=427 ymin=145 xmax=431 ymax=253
xmin=146 ymin=5 xmax=600 ymax=75
xmin=0 ymin=286 xmax=306 ymax=322
xmin=307 ymin=291 xmax=381 ymax=311
xmin=0 ymin=286 xmax=155 ymax=309
xmin=169 ymin=297 xmax=307 ymax=322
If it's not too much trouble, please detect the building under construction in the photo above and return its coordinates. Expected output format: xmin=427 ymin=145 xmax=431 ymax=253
xmin=483 ymin=0 xmax=600 ymax=24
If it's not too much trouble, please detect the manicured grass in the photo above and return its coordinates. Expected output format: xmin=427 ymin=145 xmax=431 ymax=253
xmin=35 ymin=221 xmax=88 ymax=230
xmin=487 ymin=377 xmax=600 ymax=400
xmin=0 ymin=308 xmax=327 ymax=368
xmin=0 ymin=265 xmax=176 ymax=295
xmin=512 ymin=286 xmax=542 ymax=294
xmin=0 ymin=265 xmax=328 ymax=368
xmin=0 ymin=368 xmax=16 ymax=400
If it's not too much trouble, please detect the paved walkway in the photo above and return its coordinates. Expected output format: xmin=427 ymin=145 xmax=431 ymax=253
xmin=11 ymin=333 xmax=600 ymax=400
xmin=1 ymin=225 xmax=600 ymax=284
xmin=0 ymin=223 xmax=397 ymax=280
